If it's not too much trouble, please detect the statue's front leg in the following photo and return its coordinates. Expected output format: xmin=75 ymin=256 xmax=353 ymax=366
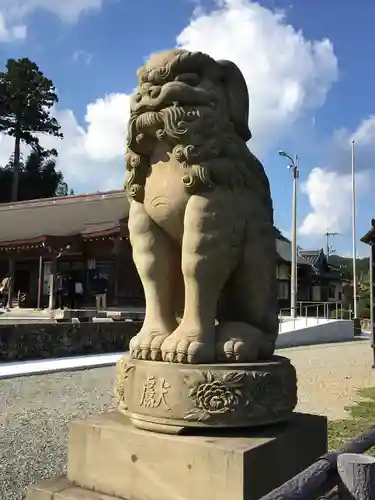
xmin=161 ymin=192 xmax=244 ymax=363
xmin=128 ymin=201 xmax=179 ymax=361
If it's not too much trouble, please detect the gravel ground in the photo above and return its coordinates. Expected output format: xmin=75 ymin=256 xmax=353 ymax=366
xmin=282 ymin=339 xmax=375 ymax=420
xmin=0 ymin=367 xmax=116 ymax=500
xmin=1 ymin=339 xmax=375 ymax=500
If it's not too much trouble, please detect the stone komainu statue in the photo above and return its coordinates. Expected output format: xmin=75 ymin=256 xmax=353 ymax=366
xmin=125 ymin=49 xmax=278 ymax=364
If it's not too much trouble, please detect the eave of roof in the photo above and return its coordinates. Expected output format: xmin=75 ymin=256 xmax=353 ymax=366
xmin=298 ymin=249 xmax=320 ymax=265
xmin=0 ymin=189 xmax=124 ymax=211
xmin=361 ymin=219 xmax=375 ymax=245
xmin=0 ymin=227 xmax=125 ymax=250
xmin=0 ymin=190 xmax=128 ymax=249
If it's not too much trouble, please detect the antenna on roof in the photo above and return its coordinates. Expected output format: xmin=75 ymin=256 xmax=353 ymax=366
xmin=324 ymin=229 xmax=339 ymax=262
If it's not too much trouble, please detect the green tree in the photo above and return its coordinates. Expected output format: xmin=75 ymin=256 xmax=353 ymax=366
xmin=0 ymin=58 xmax=63 ymax=201
xmin=328 ymin=255 xmax=370 ymax=281
xmin=358 ymin=274 xmax=371 ymax=318
xmin=0 ymin=149 xmax=73 ymax=202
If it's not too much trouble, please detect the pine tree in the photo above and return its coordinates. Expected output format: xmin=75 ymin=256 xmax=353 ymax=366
xmin=0 ymin=58 xmax=63 ymax=201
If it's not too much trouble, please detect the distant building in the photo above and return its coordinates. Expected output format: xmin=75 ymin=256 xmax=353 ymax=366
xmin=0 ymin=190 xmax=143 ymax=308
xmin=275 ymin=230 xmax=344 ymax=312
xmin=0 ymin=191 xmax=344 ymax=310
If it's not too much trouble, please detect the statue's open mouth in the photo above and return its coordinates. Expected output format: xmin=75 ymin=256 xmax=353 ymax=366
xmin=130 ymin=80 xmax=216 ymax=116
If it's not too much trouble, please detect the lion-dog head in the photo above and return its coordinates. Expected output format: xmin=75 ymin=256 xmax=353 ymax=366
xmin=125 ymin=49 xmax=269 ymax=204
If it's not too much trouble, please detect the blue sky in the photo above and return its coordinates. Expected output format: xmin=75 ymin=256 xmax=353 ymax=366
xmin=0 ymin=0 xmax=374 ymax=257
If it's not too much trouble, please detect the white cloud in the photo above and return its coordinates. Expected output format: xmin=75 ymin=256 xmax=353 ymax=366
xmin=0 ymin=93 xmax=130 ymax=192
xmin=83 ymin=93 xmax=129 ymax=163
xmin=0 ymin=0 xmax=339 ymax=193
xmin=299 ymin=167 xmax=370 ymax=237
xmin=326 ymin=116 xmax=375 ymax=175
xmin=351 ymin=116 xmax=375 ymax=147
xmin=300 ymin=116 xmax=375 ymax=238
xmin=0 ymin=0 xmax=103 ymax=41
xmin=0 ymin=11 xmax=26 ymax=41
xmin=177 ymin=0 xmax=338 ymax=153
xmin=72 ymin=50 xmax=93 ymax=66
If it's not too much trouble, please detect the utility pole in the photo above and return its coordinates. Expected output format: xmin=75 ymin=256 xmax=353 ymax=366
xmin=324 ymin=230 xmax=339 ymax=262
xmin=279 ymin=150 xmax=299 ymax=318
xmin=351 ymin=140 xmax=358 ymax=318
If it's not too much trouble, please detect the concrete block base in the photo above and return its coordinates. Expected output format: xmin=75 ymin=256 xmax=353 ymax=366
xmin=27 ymin=411 xmax=327 ymax=500
xmin=26 ymin=476 xmax=119 ymax=499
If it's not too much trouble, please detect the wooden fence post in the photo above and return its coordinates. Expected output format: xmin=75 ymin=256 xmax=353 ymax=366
xmin=337 ymin=453 xmax=375 ymax=499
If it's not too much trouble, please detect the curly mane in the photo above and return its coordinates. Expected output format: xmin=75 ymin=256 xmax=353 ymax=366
xmin=124 ymin=50 xmax=271 ymax=211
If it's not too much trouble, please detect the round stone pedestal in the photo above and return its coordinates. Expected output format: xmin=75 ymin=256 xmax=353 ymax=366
xmin=115 ymin=354 xmax=297 ymax=434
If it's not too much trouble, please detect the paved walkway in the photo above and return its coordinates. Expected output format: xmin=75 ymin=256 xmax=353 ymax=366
xmin=282 ymin=339 xmax=375 ymax=420
xmin=0 ymin=352 xmax=123 ymax=379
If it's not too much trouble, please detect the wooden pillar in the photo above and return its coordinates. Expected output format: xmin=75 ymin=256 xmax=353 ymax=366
xmin=37 ymin=255 xmax=44 ymax=309
xmin=48 ymin=255 xmax=57 ymax=310
xmin=113 ymin=237 xmax=121 ymax=306
xmin=113 ymin=257 xmax=119 ymax=306
xmin=6 ymin=256 xmax=15 ymax=309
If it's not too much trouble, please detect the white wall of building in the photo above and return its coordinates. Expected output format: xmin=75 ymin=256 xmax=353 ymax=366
xmin=276 ymin=263 xmax=289 ymax=280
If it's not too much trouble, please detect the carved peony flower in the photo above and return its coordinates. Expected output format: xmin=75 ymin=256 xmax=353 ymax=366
xmin=195 ymin=379 xmax=239 ymax=414
xmin=183 ymin=370 xmax=245 ymax=421
xmin=246 ymin=371 xmax=293 ymax=419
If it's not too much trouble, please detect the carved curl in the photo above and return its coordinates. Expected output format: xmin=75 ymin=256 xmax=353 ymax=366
xmin=124 ymin=49 xmax=270 ymax=209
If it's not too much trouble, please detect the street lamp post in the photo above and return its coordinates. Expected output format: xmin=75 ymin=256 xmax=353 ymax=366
xmin=279 ymin=150 xmax=299 ymax=318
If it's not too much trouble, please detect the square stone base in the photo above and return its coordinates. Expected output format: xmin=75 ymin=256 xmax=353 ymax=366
xmin=27 ymin=411 xmax=327 ymax=500
xmin=26 ymin=477 xmax=119 ymax=500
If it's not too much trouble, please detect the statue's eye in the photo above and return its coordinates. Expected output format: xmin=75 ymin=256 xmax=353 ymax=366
xmin=175 ymin=73 xmax=200 ymax=86
xmin=149 ymin=86 xmax=161 ymax=98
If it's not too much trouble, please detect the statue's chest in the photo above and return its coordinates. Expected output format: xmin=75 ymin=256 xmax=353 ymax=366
xmin=143 ymin=155 xmax=189 ymax=241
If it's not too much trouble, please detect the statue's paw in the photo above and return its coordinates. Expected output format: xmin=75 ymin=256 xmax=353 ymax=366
xmin=160 ymin=325 xmax=215 ymax=364
xmin=216 ymin=337 xmax=248 ymax=362
xmin=129 ymin=329 xmax=171 ymax=361
xmin=215 ymin=322 xmax=265 ymax=362
xmin=258 ymin=340 xmax=276 ymax=359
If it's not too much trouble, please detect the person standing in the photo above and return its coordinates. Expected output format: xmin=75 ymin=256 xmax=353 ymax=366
xmin=95 ymin=273 xmax=108 ymax=310
xmin=55 ymin=273 xmax=65 ymax=310
xmin=0 ymin=275 xmax=11 ymax=308
xmin=75 ymin=279 xmax=84 ymax=308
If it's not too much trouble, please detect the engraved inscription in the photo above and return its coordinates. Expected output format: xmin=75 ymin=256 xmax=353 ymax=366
xmin=114 ymin=359 xmax=135 ymax=411
xmin=140 ymin=375 xmax=171 ymax=410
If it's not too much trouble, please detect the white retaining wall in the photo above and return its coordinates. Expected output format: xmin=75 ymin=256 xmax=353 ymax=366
xmin=276 ymin=319 xmax=354 ymax=349
xmin=279 ymin=316 xmax=345 ymax=333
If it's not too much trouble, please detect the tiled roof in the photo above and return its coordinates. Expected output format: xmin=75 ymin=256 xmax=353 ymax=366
xmin=276 ymin=238 xmax=311 ymax=265
xmin=298 ymin=249 xmax=321 ymax=266
xmin=0 ymin=190 xmax=129 ymax=247
xmin=361 ymin=219 xmax=375 ymax=244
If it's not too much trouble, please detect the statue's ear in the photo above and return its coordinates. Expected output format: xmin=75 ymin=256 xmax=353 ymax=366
xmin=216 ymin=60 xmax=252 ymax=142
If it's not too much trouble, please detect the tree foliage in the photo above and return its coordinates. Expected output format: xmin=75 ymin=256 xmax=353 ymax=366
xmin=329 ymin=254 xmax=371 ymax=318
xmin=0 ymin=57 xmax=63 ymax=200
xmin=328 ymin=255 xmax=369 ymax=281
xmin=0 ymin=149 xmax=73 ymax=202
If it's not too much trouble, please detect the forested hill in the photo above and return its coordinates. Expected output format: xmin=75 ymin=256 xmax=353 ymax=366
xmin=328 ymin=255 xmax=370 ymax=280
